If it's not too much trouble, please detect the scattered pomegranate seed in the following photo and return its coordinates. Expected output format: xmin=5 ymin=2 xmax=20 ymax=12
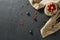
xmin=33 ymin=15 xmax=37 ymax=19
xmin=34 ymin=11 xmax=37 ymax=15
xmin=29 ymin=30 xmax=33 ymax=35
xmin=42 ymin=19 xmax=47 ymax=23
xmin=26 ymin=12 xmax=31 ymax=16
xmin=32 ymin=11 xmax=38 ymax=22
xmin=19 ymin=22 xmax=24 ymax=26
xmin=34 ymin=18 xmax=37 ymax=22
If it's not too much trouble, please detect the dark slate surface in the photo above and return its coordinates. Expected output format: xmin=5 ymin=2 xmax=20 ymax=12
xmin=0 ymin=0 xmax=60 ymax=40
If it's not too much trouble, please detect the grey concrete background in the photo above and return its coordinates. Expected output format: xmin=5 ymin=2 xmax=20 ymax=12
xmin=0 ymin=0 xmax=60 ymax=40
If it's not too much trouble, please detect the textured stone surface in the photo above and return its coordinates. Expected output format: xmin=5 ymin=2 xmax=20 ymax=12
xmin=0 ymin=0 xmax=60 ymax=40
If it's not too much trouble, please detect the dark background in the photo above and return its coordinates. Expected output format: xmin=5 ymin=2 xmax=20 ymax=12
xmin=0 ymin=0 xmax=60 ymax=40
